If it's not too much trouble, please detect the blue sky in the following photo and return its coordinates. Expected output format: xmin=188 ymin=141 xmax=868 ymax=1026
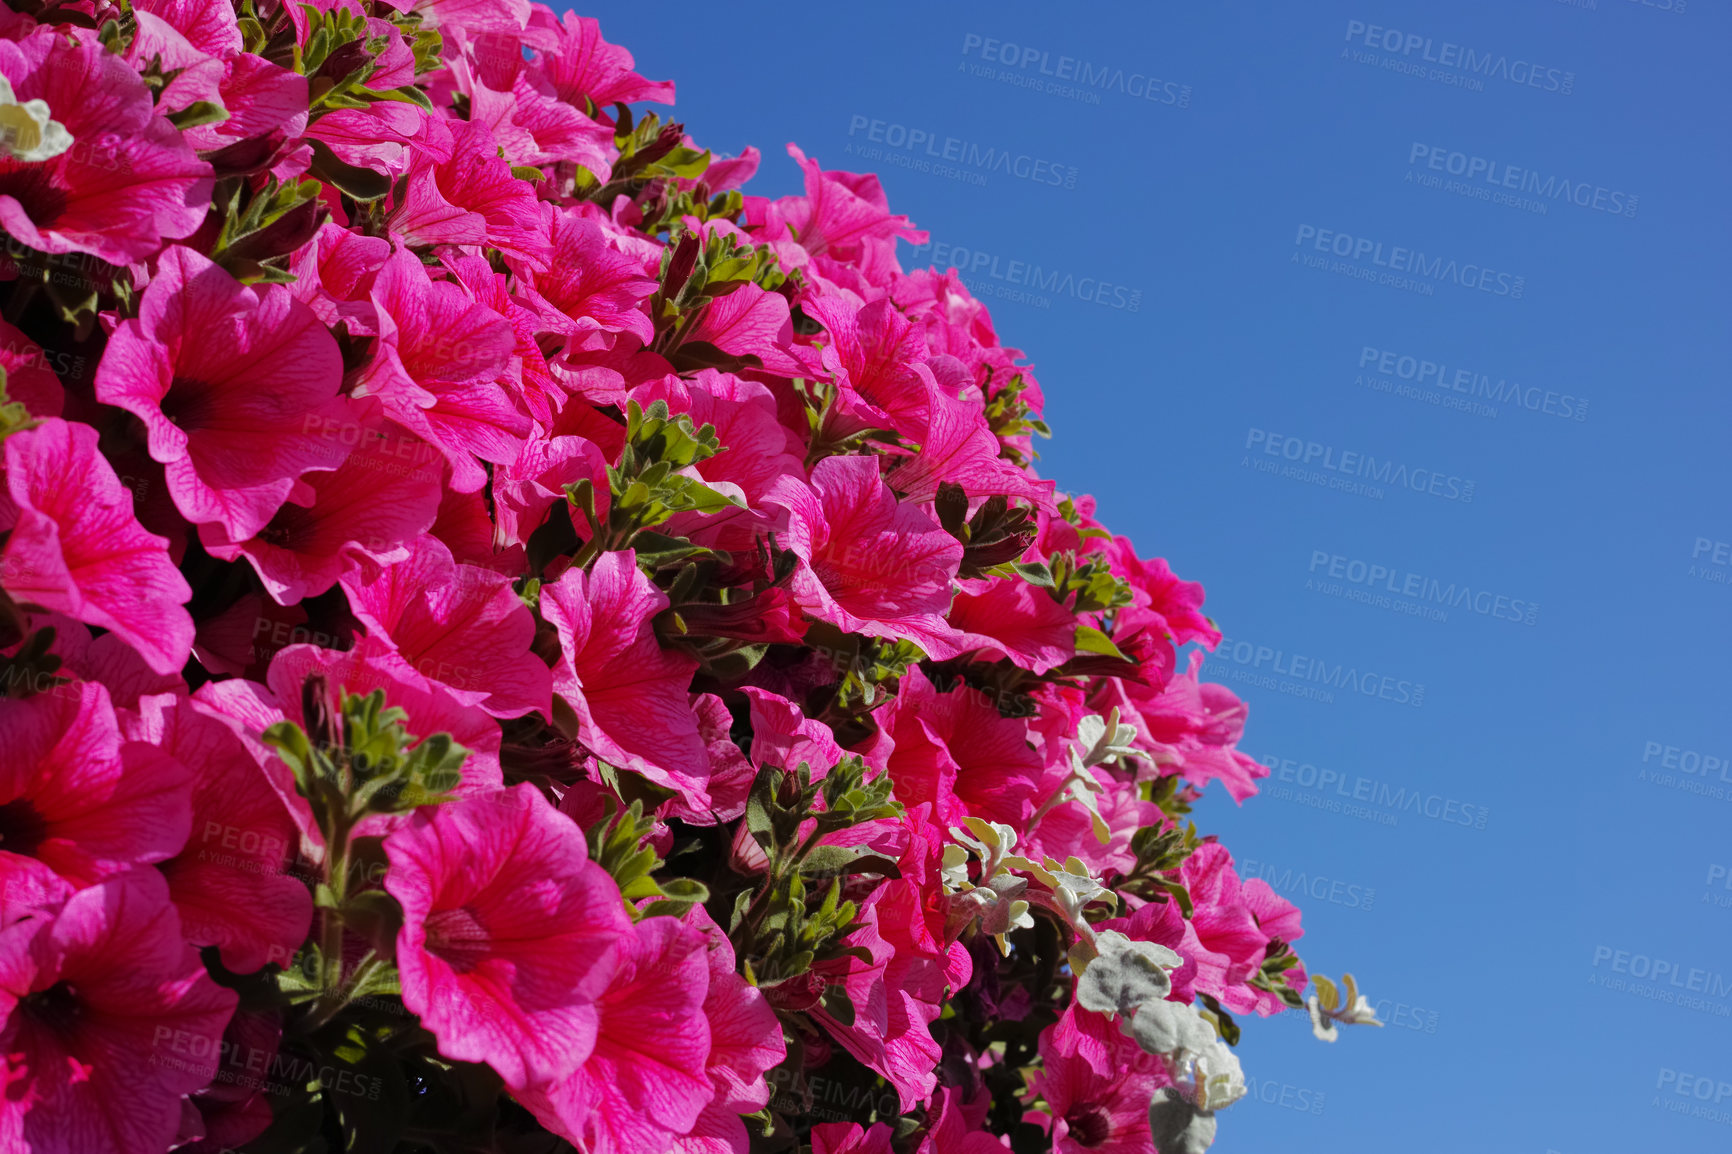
xmin=591 ymin=1 xmax=1731 ymax=1149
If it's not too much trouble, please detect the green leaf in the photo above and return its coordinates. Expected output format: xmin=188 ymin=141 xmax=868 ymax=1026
xmin=307 ymin=139 xmax=392 ymax=202
xmin=1074 ymin=625 xmax=1131 ymax=661
xmin=820 ymin=984 xmax=856 ymax=1027
xmin=167 ymin=102 xmax=230 ymax=131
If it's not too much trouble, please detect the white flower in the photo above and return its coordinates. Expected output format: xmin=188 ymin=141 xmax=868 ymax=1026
xmin=0 ymin=76 xmax=73 ymax=164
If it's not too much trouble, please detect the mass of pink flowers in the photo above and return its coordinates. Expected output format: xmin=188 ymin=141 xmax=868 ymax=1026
xmin=0 ymin=2 xmax=1370 ymax=1152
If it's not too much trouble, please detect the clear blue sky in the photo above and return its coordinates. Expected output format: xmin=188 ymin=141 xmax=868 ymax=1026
xmin=586 ymin=1 xmax=1732 ymax=1149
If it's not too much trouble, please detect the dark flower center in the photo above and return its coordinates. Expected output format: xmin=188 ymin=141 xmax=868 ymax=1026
xmin=0 ymin=798 xmax=48 ymax=856
xmin=0 ymin=163 xmax=71 ymax=229
xmin=424 ymin=906 xmax=490 ymax=974
xmin=20 ymin=980 xmax=81 ymax=1031
xmin=160 ymin=378 xmax=221 ymax=431
xmin=1064 ymin=1103 xmax=1112 ymax=1147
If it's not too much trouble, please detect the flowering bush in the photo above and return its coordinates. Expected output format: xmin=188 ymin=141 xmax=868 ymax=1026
xmin=0 ymin=2 xmax=1378 ymax=1152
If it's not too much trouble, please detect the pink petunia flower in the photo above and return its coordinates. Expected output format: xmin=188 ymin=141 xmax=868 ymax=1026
xmin=764 ymin=454 xmax=965 ymax=658
xmin=0 ymin=417 xmax=194 ymax=675
xmin=389 ymin=118 xmax=552 ymax=269
xmin=266 ymin=636 xmax=505 ymax=812
xmin=518 ymin=205 xmax=659 ymax=346
xmin=0 ymin=29 xmax=212 ymax=265
xmin=1179 ymin=843 xmax=1270 ymax=1015
xmin=516 ymin=914 xmax=715 ymax=1153
xmin=739 ymin=686 xmax=844 ymax=775
xmin=95 ymin=245 xmax=354 ymax=542
xmin=669 ymin=904 xmax=785 ymax=1153
xmin=1027 ymin=1005 xmax=1171 ymax=1154
xmin=383 ymin=783 xmax=634 ymax=1090
xmin=0 ymin=868 xmax=238 ymax=1154
xmin=947 ymin=575 xmax=1076 ymax=675
xmin=525 ymin=10 xmax=675 ymax=109
xmin=202 ymin=415 xmax=445 ymax=605
xmin=352 ymin=245 xmax=529 ymax=493
xmin=811 ymin=1123 xmax=895 ymax=1154
xmin=0 ymin=680 xmax=192 ymax=891
xmin=745 ymin=146 xmax=924 ymax=292
xmin=341 ymin=533 xmax=552 ymax=719
xmin=879 ymin=666 xmax=1043 ymax=829
xmin=540 ymin=550 xmax=712 ymax=808
xmin=127 ymin=690 xmax=313 ymax=974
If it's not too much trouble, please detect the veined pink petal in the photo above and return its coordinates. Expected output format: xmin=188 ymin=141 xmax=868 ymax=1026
xmin=2 ymin=418 xmax=194 ymax=675
xmin=384 ymin=784 xmax=632 ymax=1089
xmin=540 ymin=551 xmax=711 ymax=807
xmin=0 ymin=869 xmax=238 ymax=1154
xmin=948 ymin=576 xmax=1075 ymax=674
xmin=515 ymin=915 xmax=714 ymax=1153
xmin=0 ymin=31 xmax=212 ymax=264
xmin=765 ymin=455 xmax=965 ymax=658
xmin=126 ymin=692 xmax=313 ymax=974
xmin=341 ymin=533 xmax=552 ymax=718
xmin=95 ymin=246 xmax=354 ymax=542
xmin=0 ymin=680 xmax=193 ymax=889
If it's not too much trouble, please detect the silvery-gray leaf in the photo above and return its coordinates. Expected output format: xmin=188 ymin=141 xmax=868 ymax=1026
xmin=1075 ymin=931 xmax=1178 ymax=1017
xmin=1125 ymin=997 xmax=1205 ymax=1056
xmin=1148 ymin=1088 xmax=1217 ymax=1154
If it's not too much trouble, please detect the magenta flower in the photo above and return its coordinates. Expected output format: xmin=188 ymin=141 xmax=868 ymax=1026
xmin=0 ymin=680 xmax=192 ymax=890
xmin=629 ymin=370 xmax=807 ymax=505
xmin=739 ymin=686 xmax=844 ymax=775
xmin=669 ymin=905 xmax=785 ymax=1153
xmin=948 ymin=575 xmax=1076 ymax=674
xmin=353 ymin=246 xmax=528 ymax=494
xmin=880 ymin=666 xmax=1043 ymax=829
xmin=1 ymin=418 xmax=194 ymax=675
xmin=746 ymin=146 xmax=925 ymax=291
xmin=95 ymin=245 xmax=354 ymax=542
xmin=389 ymin=119 xmax=552 ymax=270
xmin=133 ymin=0 xmax=243 ymax=57
xmin=0 ymin=30 xmax=212 ymax=265
xmin=1180 ymin=843 xmax=1271 ymax=1014
xmin=341 ymin=533 xmax=552 ymax=719
xmin=812 ymin=1123 xmax=895 ymax=1154
xmin=765 ymin=454 xmax=965 ymax=658
xmin=809 ymin=883 xmax=946 ymax=1112
xmin=202 ymin=416 xmax=445 ymax=605
xmin=519 ymin=205 xmax=659 ymax=345
xmin=384 ymin=784 xmax=633 ymax=1090
xmin=130 ymin=690 xmax=313 ymax=974
xmin=265 ymin=636 xmax=505 ymax=814
xmin=1028 ymin=1005 xmax=1171 ymax=1154
xmin=540 ymin=550 xmax=712 ymax=807
xmin=526 ymin=10 xmax=675 ymax=109
xmin=0 ymin=868 xmax=238 ymax=1154
xmin=516 ymin=914 xmax=715 ymax=1152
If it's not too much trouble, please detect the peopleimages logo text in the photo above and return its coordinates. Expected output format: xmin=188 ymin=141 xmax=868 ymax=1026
xmin=1343 ymin=20 xmax=1575 ymax=94
xmin=1245 ymin=429 xmax=1476 ymax=503
xmin=1407 ymin=144 xmax=1637 ymax=218
xmin=846 ymin=116 xmax=1078 ymax=188
xmin=1294 ymin=225 xmax=1525 ymax=298
xmin=1308 ymin=551 xmax=1539 ymax=626
xmin=905 ymin=237 xmax=1142 ymax=312
xmin=960 ymin=33 xmax=1191 ymax=107
xmin=1358 ymin=346 xmax=1588 ymax=421
xmin=1253 ymin=752 xmax=1489 ymax=829
xmin=1213 ymin=635 xmax=1426 ymax=707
